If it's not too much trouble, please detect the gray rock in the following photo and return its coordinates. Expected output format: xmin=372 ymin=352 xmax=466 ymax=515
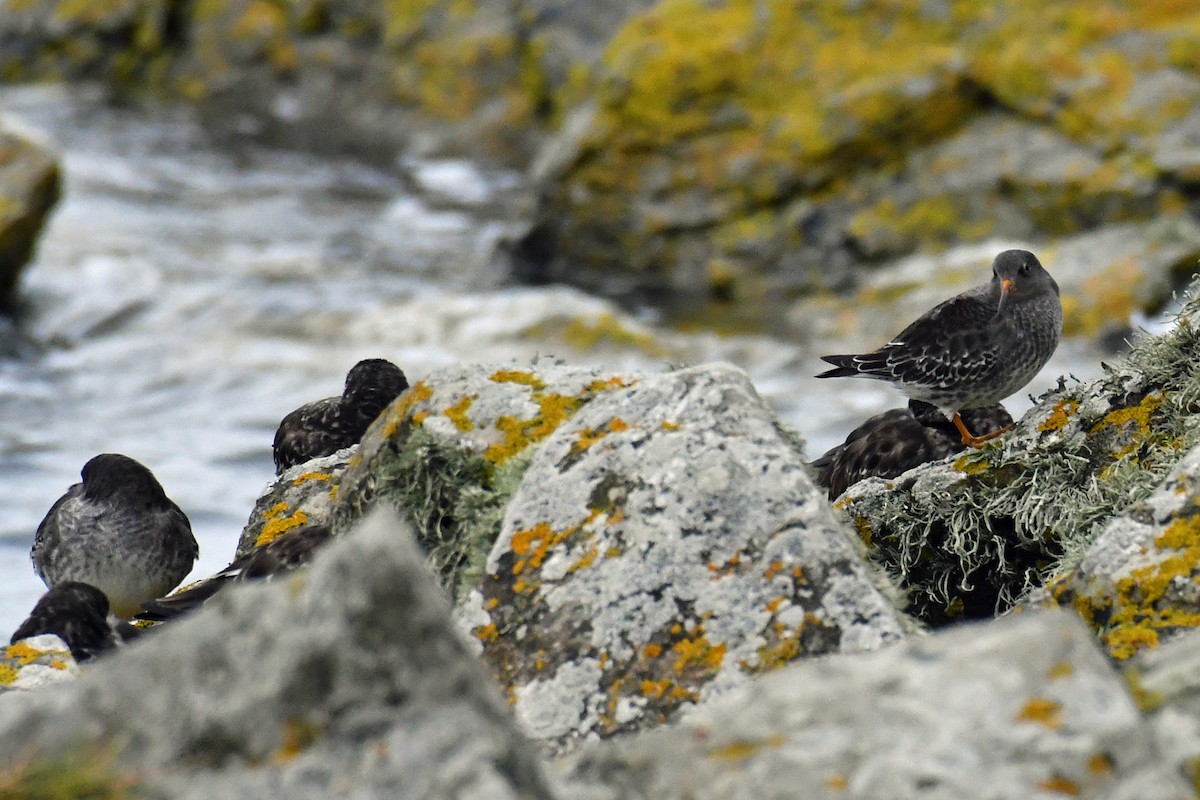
xmin=552 ymin=609 xmax=1193 ymax=800
xmin=0 ymin=634 xmax=78 ymax=693
xmin=0 ymin=508 xmax=554 ymax=800
xmin=461 ymin=362 xmax=907 ymax=753
xmin=237 ymin=447 xmax=354 ymax=557
xmin=1051 ymin=439 xmax=1200 ymax=661
xmin=1126 ymin=628 xmax=1200 ymax=790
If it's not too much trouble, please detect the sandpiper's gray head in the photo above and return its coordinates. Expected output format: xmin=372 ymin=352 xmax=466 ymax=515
xmin=992 ymin=249 xmax=1058 ymax=313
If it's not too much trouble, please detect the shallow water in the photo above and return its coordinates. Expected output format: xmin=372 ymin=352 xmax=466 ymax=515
xmin=0 ymin=85 xmax=1106 ymax=637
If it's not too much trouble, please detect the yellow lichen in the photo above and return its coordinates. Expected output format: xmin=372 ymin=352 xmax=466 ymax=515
xmin=255 ymin=504 xmax=309 ymax=548
xmin=707 ymin=734 xmax=786 ymax=761
xmin=290 ymin=471 xmax=331 ymax=486
xmin=483 ymin=392 xmax=584 ymax=464
xmin=1037 ymin=775 xmax=1080 ymax=795
xmin=1047 ymin=661 xmax=1075 ymax=679
xmin=273 ymin=719 xmax=320 ymax=765
xmin=5 ymin=641 xmax=53 ymax=666
xmin=0 ymin=664 xmax=16 ymax=685
xmin=672 ymin=631 xmax=726 ymax=674
xmin=443 ymin=394 xmax=476 ymax=432
xmin=489 ymin=370 xmax=546 ymax=389
xmin=1016 ymin=697 xmax=1063 ymax=729
xmin=643 ymin=643 xmax=663 ymax=658
xmin=1039 ymin=399 xmax=1081 ymax=433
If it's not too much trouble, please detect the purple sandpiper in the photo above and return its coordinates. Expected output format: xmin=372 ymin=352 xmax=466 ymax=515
xmin=136 ymin=524 xmax=333 ymax=621
xmin=31 ymin=453 xmax=198 ymax=619
xmin=10 ymin=581 xmax=139 ymax=662
xmin=811 ymin=400 xmax=1014 ymax=499
xmin=817 ymin=250 xmax=1061 ymax=447
xmin=273 ymin=358 xmax=409 ymax=474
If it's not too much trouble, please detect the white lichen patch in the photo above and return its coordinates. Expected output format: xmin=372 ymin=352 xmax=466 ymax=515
xmin=514 ymin=659 xmax=605 ymax=741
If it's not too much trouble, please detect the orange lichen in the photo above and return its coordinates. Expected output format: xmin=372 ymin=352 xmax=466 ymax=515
xmin=707 ymin=734 xmax=786 ymax=761
xmin=660 ymin=420 xmax=681 ymax=430
xmin=0 ymin=664 xmax=16 ymax=684
xmin=1087 ymin=753 xmax=1113 ymax=774
xmin=273 ymin=719 xmax=320 ymax=764
xmin=643 ymin=643 xmax=663 ymax=658
xmin=764 ymin=560 xmax=785 ymax=580
xmin=641 ymin=677 xmax=672 ymax=698
xmin=474 ymin=623 xmax=498 ymax=642
xmin=1016 ymin=698 xmax=1063 ymax=729
xmin=571 ymin=417 xmax=632 ymax=457
xmin=827 ymin=774 xmax=849 ymax=791
xmin=672 ymin=632 xmax=726 ymax=674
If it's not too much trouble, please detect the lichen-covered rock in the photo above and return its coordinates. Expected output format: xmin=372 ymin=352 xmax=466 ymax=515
xmin=1124 ymin=628 xmax=1200 ymax=790
xmin=0 ymin=123 xmax=60 ymax=305
xmin=0 ymin=0 xmax=650 ymax=165
xmin=0 ymin=508 xmax=555 ymax=800
xmin=836 ymin=280 xmax=1200 ymax=627
xmin=0 ymin=635 xmax=78 ymax=693
xmin=552 ymin=609 xmax=1192 ymax=800
xmin=459 ymin=362 xmax=907 ymax=753
xmin=521 ymin=1 xmax=1200 ymax=307
xmin=1051 ymin=442 xmax=1200 ymax=661
xmin=237 ymin=448 xmax=351 ymax=557
xmin=332 ymin=358 xmax=627 ymax=598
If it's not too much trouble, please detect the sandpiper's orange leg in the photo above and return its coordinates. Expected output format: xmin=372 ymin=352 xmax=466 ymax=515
xmin=952 ymin=413 xmax=1014 ymax=448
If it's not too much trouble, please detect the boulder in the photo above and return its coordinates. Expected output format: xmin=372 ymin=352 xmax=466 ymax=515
xmin=0 ymin=508 xmax=555 ymax=799
xmin=519 ymin=3 xmax=1200 ymax=307
xmin=552 ymin=609 xmax=1192 ymax=800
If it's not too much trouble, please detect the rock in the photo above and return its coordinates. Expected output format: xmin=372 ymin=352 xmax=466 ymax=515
xmin=0 ymin=122 xmax=61 ymax=306
xmin=459 ymin=362 xmax=907 ymax=753
xmin=552 ymin=609 xmax=1192 ymax=800
xmin=1050 ymin=440 xmax=1200 ymax=661
xmin=0 ymin=508 xmax=555 ymax=800
xmin=0 ymin=635 xmax=79 ymax=693
xmin=238 ymin=447 xmax=352 ymax=557
xmin=1125 ymin=628 xmax=1200 ymax=790
xmin=331 ymin=358 xmax=627 ymax=599
xmin=521 ymin=4 xmax=1200 ymax=308
xmin=835 ymin=277 xmax=1200 ymax=627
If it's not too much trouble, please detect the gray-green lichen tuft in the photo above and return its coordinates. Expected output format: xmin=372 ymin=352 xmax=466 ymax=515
xmin=840 ymin=277 xmax=1200 ymax=626
xmin=362 ymin=425 xmax=530 ymax=602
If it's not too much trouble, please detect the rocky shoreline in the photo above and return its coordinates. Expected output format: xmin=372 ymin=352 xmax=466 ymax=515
xmin=3 ymin=292 xmax=1200 ymax=793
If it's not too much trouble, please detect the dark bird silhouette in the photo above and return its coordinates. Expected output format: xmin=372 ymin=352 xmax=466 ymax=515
xmin=137 ymin=524 xmax=334 ymax=622
xmin=817 ymin=250 xmax=1060 ymax=447
xmin=31 ymin=454 xmax=198 ymax=619
xmin=811 ymin=400 xmax=1014 ymax=499
xmin=11 ymin=581 xmax=139 ymax=662
xmin=273 ymin=358 xmax=409 ymax=474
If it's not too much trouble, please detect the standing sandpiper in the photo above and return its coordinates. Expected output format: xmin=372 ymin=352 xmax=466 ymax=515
xmin=817 ymin=249 xmax=1062 ymax=447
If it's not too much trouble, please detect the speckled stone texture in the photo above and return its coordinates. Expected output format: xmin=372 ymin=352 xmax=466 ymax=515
xmin=1052 ymin=441 xmax=1200 ymax=661
xmin=1125 ymin=628 xmax=1200 ymax=791
xmin=0 ymin=635 xmax=78 ymax=693
xmin=551 ymin=609 xmax=1193 ymax=800
xmin=458 ymin=362 xmax=907 ymax=753
xmin=0 ymin=508 xmax=554 ymax=800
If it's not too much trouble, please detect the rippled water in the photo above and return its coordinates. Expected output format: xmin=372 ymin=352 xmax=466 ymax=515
xmin=0 ymin=85 xmax=1105 ymax=637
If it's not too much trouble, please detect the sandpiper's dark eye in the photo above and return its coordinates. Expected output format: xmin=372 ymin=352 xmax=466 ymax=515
xmin=1019 ymin=262 xmax=1030 ymax=275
